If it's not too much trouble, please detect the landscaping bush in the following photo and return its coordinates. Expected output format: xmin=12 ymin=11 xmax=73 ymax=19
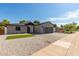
xmin=63 ymin=22 xmax=77 ymax=34
xmin=64 ymin=31 xmax=75 ymax=34
xmin=0 ymin=26 xmax=4 ymax=29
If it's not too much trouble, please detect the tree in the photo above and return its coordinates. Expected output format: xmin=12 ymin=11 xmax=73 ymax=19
xmin=1 ymin=19 xmax=10 ymax=25
xmin=60 ymin=25 xmax=63 ymax=28
xmin=19 ymin=20 xmax=27 ymax=24
xmin=33 ymin=20 xmax=40 ymax=25
xmin=53 ymin=24 xmax=57 ymax=27
xmin=64 ymin=23 xmax=77 ymax=33
xmin=72 ymin=22 xmax=77 ymax=25
xmin=0 ymin=22 xmax=2 ymax=25
xmin=0 ymin=19 xmax=10 ymax=29
xmin=76 ymin=25 xmax=79 ymax=30
xmin=0 ymin=26 xmax=3 ymax=29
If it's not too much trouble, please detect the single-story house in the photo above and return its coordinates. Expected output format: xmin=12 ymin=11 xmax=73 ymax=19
xmin=56 ymin=27 xmax=64 ymax=33
xmin=34 ymin=21 xmax=56 ymax=33
xmin=0 ymin=21 xmax=57 ymax=35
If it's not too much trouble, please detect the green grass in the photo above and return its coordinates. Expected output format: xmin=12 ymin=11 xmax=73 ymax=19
xmin=6 ymin=34 xmax=33 ymax=40
xmin=64 ymin=31 xmax=76 ymax=34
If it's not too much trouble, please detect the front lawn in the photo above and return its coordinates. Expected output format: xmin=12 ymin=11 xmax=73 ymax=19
xmin=6 ymin=34 xmax=33 ymax=40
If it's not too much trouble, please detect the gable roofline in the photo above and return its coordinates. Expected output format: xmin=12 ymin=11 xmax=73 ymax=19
xmin=0 ymin=22 xmax=34 ymax=26
xmin=40 ymin=21 xmax=54 ymax=25
xmin=25 ymin=22 xmax=34 ymax=25
xmin=31 ymin=21 xmax=54 ymax=26
xmin=0 ymin=21 xmax=53 ymax=26
xmin=0 ymin=24 xmax=25 ymax=26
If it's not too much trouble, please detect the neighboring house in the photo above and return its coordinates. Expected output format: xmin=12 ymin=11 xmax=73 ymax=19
xmin=56 ymin=27 xmax=64 ymax=33
xmin=0 ymin=21 xmax=57 ymax=35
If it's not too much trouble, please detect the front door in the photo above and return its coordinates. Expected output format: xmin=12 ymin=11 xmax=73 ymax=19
xmin=27 ymin=27 xmax=30 ymax=33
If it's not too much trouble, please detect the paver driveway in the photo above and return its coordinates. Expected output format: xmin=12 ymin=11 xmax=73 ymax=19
xmin=0 ymin=33 xmax=68 ymax=56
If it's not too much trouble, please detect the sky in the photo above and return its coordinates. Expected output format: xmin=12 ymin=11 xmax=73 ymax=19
xmin=0 ymin=3 xmax=79 ymax=25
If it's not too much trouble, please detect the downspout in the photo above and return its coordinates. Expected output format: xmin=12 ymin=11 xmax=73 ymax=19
xmin=33 ymin=25 xmax=35 ymax=34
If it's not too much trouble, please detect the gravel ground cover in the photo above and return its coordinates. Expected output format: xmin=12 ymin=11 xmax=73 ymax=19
xmin=0 ymin=33 xmax=69 ymax=56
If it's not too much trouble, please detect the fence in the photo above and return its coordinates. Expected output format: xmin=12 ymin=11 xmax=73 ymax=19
xmin=0 ymin=29 xmax=4 ymax=35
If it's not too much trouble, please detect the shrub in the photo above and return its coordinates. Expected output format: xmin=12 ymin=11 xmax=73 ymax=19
xmin=64 ymin=23 xmax=77 ymax=34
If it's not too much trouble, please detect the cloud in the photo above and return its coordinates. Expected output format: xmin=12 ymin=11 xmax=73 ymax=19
xmin=46 ymin=9 xmax=79 ymax=25
xmin=63 ymin=9 xmax=79 ymax=18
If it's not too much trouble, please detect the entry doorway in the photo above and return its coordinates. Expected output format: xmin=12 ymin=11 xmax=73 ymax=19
xmin=27 ymin=27 xmax=30 ymax=33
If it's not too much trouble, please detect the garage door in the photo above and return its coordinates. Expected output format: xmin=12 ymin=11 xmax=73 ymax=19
xmin=44 ymin=27 xmax=53 ymax=33
xmin=0 ymin=29 xmax=4 ymax=35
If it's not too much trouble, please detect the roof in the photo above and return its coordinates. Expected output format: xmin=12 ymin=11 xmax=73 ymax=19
xmin=25 ymin=22 xmax=34 ymax=25
xmin=34 ymin=21 xmax=54 ymax=26
xmin=0 ymin=21 xmax=53 ymax=26
xmin=40 ymin=21 xmax=54 ymax=25
xmin=0 ymin=24 xmax=25 ymax=26
xmin=0 ymin=22 xmax=34 ymax=26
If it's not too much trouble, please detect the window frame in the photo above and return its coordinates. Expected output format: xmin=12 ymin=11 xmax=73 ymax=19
xmin=16 ymin=26 xmax=21 ymax=31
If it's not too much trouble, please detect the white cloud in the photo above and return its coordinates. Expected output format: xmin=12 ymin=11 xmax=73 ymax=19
xmin=48 ymin=17 xmax=68 ymax=21
xmin=63 ymin=9 xmax=79 ymax=18
xmin=47 ymin=9 xmax=79 ymax=25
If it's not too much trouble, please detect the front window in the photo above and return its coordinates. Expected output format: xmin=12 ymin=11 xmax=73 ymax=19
xmin=16 ymin=26 xmax=21 ymax=31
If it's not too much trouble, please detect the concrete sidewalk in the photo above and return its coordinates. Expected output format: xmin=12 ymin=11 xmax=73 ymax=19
xmin=32 ymin=32 xmax=79 ymax=56
xmin=0 ymin=35 xmax=6 ymax=40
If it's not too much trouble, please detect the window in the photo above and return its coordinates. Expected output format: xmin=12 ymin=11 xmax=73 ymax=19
xmin=16 ymin=26 xmax=21 ymax=31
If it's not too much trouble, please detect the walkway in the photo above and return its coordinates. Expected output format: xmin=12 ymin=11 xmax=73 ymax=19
xmin=32 ymin=32 xmax=79 ymax=56
xmin=0 ymin=35 xmax=6 ymax=40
